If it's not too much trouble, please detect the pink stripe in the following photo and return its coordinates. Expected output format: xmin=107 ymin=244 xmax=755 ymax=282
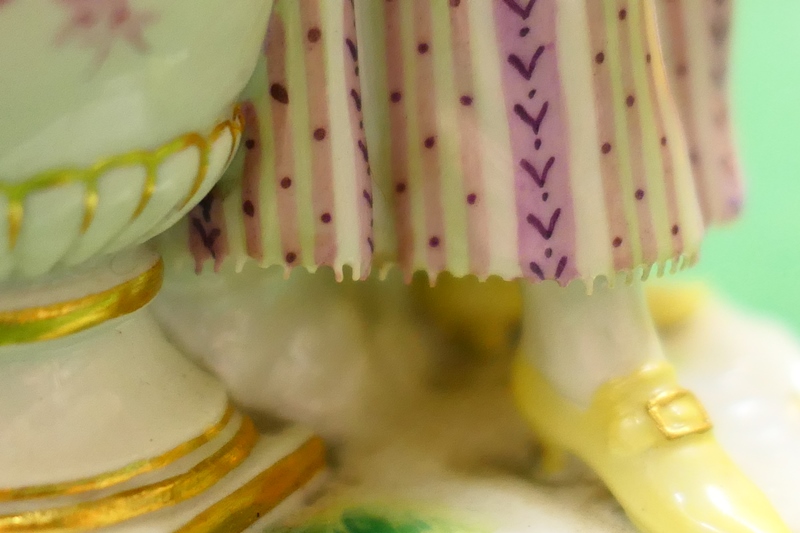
xmin=641 ymin=7 xmax=684 ymax=253
xmin=703 ymin=0 xmax=743 ymax=223
xmin=342 ymin=0 xmax=373 ymax=277
xmin=240 ymin=101 xmax=264 ymax=261
xmin=413 ymin=1 xmax=447 ymax=277
xmin=450 ymin=1 xmax=490 ymax=278
xmin=617 ymin=2 xmax=658 ymax=265
xmin=587 ymin=0 xmax=633 ymax=271
xmin=495 ymin=0 xmax=577 ymax=284
xmin=661 ymin=0 xmax=711 ymax=222
xmin=384 ymin=0 xmax=415 ymax=274
xmin=301 ymin=0 xmax=338 ymax=267
xmin=265 ymin=15 xmax=302 ymax=267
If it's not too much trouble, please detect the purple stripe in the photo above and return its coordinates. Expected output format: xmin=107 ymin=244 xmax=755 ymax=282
xmin=188 ymin=189 xmax=229 ymax=274
xmin=494 ymin=0 xmax=577 ymax=283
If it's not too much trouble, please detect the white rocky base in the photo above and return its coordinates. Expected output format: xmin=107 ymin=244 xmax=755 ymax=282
xmin=277 ymin=299 xmax=800 ymax=533
xmin=154 ymin=266 xmax=800 ymax=532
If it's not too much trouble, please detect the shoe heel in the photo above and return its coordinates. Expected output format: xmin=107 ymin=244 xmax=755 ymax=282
xmin=540 ymin=438 xmax=568 ymax=475
xmin=533 ymin=438 xmax=586 ymax=484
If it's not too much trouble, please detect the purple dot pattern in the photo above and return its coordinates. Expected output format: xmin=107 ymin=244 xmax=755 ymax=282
xmin=183 ymin=0 xmax=729 ymax=285
xmin=659 ymin=0 xmax=744 ymax=224
xmin=239 ymin=101 xmax=264 ymax=261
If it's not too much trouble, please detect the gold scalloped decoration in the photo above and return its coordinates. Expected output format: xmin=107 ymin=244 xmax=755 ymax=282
xmin=0 ymin=106 xmax=243 ymax=249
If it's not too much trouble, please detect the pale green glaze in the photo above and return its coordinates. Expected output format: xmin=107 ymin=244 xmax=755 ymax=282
xmin=0 ymin=0 xmax=273 ymax=280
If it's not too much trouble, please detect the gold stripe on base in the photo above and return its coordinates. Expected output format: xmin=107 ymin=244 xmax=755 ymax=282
xmin=0 ymin=403 xmax=235 ymax=502
xmin=0 ymin=258 xmax=163 ymax=346
xmin=177 ymin=436 xmax=327 ymax=533
xmin=0 ymin=416 xmax=258 ymax=532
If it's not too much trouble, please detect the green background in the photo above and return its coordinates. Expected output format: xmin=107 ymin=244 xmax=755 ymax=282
xmin=681 ymin=0 xmax=800 ymax=334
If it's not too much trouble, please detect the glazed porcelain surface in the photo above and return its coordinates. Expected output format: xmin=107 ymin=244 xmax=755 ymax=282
xmin=0 ymin=2 xmax=330 ymax=530
xmin=0 ymin=248 xmax=325 ymax=532
xmin=0 ymin=0 xmax=270 ymax=179
xmin=0 ymin=309 xmax=228 ymax=487
xmin=0 ymin=1 xmax=792 ymax=532
xmin=0 ymin=0 xmax=271 ymax=280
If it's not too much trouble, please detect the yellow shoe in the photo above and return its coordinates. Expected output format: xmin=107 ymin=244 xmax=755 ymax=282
xmin=645 ymin=282 xmax=709 ymax=330
xmin=412 ymin=273 xmax=523 ymax=356
xmin=414 ymin=279 xmax=706 ymax=357
xmin=512 ymin=357 xmax=790 ymax=533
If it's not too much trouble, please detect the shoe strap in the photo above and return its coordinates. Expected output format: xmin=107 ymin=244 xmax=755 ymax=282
xmin=646 ymin=388 xmax=713 ymax=440
xmin=593 ymin=362 xmax=713 ymax=452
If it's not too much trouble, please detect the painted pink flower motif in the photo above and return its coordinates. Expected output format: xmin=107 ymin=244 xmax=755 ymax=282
xmin=55 ymin=0 xmax=157 ymax=67
xmin=0 ymin=0 xmax=13 ymax=8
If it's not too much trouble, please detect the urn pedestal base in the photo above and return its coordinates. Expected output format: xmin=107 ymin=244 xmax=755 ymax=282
xmin=0 ymin=247 xmax=325 ymax=532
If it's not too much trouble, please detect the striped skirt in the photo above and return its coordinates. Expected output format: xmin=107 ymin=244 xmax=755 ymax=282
xmin=164 ymin=0 xmax=742 ymax=287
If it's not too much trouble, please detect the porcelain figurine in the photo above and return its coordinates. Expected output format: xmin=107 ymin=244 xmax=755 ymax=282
xmin=0 ymin=1 xmax=325 ymax=531
xmin=0 ymin=1 xmax=792 ymax=533
xmin=156 ymin=0 xmax=788 ymax=531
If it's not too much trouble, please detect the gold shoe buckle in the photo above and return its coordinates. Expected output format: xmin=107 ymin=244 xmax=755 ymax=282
xmin=646 ymin=389 xmax=713 ymax=440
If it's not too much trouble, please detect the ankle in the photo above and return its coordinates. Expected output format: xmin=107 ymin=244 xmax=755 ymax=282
xmin=518 ymin=279 xmax=667 ymax=408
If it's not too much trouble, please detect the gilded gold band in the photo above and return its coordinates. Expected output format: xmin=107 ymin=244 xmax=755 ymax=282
xmin=0 ymin=403 xmax=235 ymax=502
xmin=2 ymin=107 xmax=244 ymax=249
xmin=177 ymin=437 xmax=327 ymax=533
xmin=0 ymin=258 xmax=163 ymax=346
xmin=0 ymin=416 xmax=258 ymax=532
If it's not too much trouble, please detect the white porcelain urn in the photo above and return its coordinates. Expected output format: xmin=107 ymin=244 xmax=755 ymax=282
xmin=0 ymin=2 xmax=325 ymax=530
